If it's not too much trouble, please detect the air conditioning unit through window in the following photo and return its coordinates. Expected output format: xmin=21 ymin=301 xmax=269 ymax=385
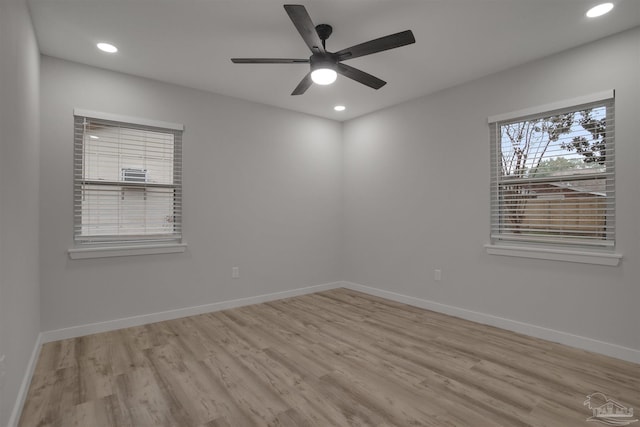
xmin=121 ymin=168 xmax=148 ymax=183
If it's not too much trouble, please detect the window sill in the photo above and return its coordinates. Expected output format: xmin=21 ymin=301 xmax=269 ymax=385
xmin=484 ymin=243 xmax=622 ymax=266
xmin=68 ymin=242 xmax=187 ymax=259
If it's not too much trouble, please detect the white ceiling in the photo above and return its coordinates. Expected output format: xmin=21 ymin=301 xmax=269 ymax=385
xmin=28 ymin=0 xmax=640 ymax=121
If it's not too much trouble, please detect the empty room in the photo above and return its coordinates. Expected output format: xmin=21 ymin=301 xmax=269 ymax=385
xmin=1 ymin=0 xmax=639 ymax=426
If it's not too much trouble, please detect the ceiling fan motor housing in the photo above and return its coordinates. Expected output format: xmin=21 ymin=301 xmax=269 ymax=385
xmin=310 ymin=53 xmax=338 ymax=72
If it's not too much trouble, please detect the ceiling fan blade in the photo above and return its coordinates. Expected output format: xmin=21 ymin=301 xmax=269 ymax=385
xmin=291 ymin=72 xmax=313 ymax=95
xmin=284 ymin=5 xmax=325 ymax=54
xmin=336 ymin=63 xmax=386 ymax=90
xmin=335 ymin=30 xmax=415 ymax=61
xmin=231 ymin=58 xmax=309 ymax=64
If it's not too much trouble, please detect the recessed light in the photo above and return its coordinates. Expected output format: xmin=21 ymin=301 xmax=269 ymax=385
xmin=89 ymin=135 xmax=99 ymax=139
xmin=97 ymin=42 xmax=118 ymax=53
xmin=586 ymin=3 xmax=614 ymax=18
xmin=334 ymin=105 xmax=346 ymax=112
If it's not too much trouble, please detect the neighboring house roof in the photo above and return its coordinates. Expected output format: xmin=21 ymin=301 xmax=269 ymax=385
xmin=535 ymin=169 xmax=607 ymax=197
xmin=547 ymin=181 xmax=606 ymax=197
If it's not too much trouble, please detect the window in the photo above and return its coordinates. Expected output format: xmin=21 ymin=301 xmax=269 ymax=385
xmin=489 ymin=92 xmax=615 ymax=250
xmin=73 ymin=110 xmax=183 ymax=249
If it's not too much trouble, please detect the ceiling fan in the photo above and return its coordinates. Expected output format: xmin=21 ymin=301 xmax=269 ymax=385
xmin=231 ymin=4 xmax=416 ymax=95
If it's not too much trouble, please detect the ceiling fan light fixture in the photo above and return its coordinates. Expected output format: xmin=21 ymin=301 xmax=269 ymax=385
xmin=311 ymin=68 xmax=337 ymax=85
xmin=310 ymin=54 xmax=337 ymax=85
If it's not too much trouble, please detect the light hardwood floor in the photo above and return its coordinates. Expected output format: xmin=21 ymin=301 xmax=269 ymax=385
xmin=19 ymin=288 xmax=640 ymax=426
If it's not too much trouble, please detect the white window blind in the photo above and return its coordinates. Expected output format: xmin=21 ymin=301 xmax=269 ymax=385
xmin=73 ymin=114 xmax=183 ymax=245
xmin=489 ymin=95 xmax=615 ymax=248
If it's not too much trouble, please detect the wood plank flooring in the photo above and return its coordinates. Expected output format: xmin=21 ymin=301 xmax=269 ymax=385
xmin=18 ymin=288 xmax=640 ymax=426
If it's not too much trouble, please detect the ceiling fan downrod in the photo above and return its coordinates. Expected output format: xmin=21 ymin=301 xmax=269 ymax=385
xmin=315 ymin=24 xmax=333 ymax=50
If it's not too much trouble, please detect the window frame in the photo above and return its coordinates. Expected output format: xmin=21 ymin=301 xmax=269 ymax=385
xmin=485 ymin=91 xmax=622 ymax=266
xmin=69 ymin=109 xmax=186 ymax=259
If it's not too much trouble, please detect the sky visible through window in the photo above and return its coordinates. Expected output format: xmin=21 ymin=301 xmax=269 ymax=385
xmin=500 ymin=106 xmax=607 ymax=179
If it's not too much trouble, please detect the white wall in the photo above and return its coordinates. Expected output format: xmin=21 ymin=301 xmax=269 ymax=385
xmin=0 ymin=0 xmax=41 ymax=424
xmin=343 ymin=28 xmax=640 ymax=352
xmin=40 ymin=57 xmax=343 ymax=332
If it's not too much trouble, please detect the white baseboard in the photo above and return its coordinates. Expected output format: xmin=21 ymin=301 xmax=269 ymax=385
xmin=42 ymin=281 xmax=343 ymax=343
xmin=7 ymin=332 xmax=42 ymax=427
xmin=341 ymin=281 xmax=640 ymax=364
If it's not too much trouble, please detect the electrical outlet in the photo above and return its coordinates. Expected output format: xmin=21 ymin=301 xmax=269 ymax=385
xmin=0 ymin=354 xmax=6 ymax=390
xmin=434 ymin=269 xmax=442 ymax=281
xmin=232 ymin=267 xmax=239 ymax=279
